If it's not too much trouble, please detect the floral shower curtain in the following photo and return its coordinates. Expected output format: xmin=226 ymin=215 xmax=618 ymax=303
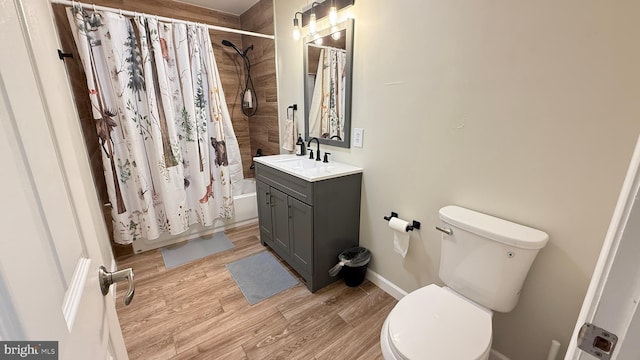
xmin=67 ymin=6 xmax=242 ymax=244
xmin=308 ymin=47 xmax=347 ymax=140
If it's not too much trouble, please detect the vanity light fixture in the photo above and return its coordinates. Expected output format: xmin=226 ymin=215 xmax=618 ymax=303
xmin=329 ymin=0 xmax=338 ymax=26
xmin=295 ymin=0 xmax=354 ymax=39
xmin=292 ymin=12 xmax=303 ymax=40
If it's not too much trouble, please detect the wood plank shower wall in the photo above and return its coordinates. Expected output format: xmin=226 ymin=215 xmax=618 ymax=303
xmin=240 ymin=0 xmax=280 ymax=157
xmin=52 ymin=0 xmax=279 ymax=257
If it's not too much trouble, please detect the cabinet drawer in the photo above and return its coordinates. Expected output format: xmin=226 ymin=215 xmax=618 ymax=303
xmin=256 ymin=163 xmax=313 ymax=205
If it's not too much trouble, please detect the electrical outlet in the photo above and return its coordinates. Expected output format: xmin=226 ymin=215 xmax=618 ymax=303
xmin=353 ymin=128 xmax=364 ymax=148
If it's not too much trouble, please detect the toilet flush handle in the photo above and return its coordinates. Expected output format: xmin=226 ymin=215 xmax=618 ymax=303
xmin=435 ymin=226 xmax=453 ymax=236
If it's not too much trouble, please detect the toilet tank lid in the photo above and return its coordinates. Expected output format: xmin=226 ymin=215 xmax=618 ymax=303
xmin=439 ymin=205 xmax=549 ymax=250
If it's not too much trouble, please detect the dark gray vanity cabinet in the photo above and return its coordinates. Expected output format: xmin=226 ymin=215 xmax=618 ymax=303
xmin=255 ymin=163 xmax=362 ymax=292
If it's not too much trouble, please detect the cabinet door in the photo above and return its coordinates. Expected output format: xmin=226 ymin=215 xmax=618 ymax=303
xmin=271 ymin=188 xmax=291 ymax=256
xmin=256 ymin=180 xmax=273 ymax=245
xmin=289 ymin=196 xmax=313 ymax=274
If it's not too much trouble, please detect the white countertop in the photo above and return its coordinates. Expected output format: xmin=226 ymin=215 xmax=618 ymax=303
xmin=254 ymin=154 xmax=363 ymax=182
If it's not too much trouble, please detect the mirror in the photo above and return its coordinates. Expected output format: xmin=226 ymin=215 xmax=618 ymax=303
xmin=303 ymin=19 xmax=354 ymax=148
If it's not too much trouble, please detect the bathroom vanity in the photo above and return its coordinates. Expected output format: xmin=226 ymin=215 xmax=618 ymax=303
xmin=254 ymin=155 xmax=362 ymax=292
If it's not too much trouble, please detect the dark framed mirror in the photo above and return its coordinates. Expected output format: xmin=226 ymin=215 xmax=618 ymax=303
xmin=303 ymin=19 xmax=354 ymax=148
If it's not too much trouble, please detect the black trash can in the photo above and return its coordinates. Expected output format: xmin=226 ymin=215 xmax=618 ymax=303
xmin=329 ymin=247 xmax=371 ymax=287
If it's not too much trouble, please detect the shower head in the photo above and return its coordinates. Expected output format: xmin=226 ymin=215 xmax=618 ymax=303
xmin=221 ymin=39 xmax=237 ymax=49
xmin=222 ymin=40 xmax=253 ymax=58
xmin=222 ymin=39 xmax=243 ymax=56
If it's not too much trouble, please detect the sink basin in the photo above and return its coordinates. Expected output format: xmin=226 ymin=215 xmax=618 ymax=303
xmin=275 ymin=157 xmax=323 ymax=171
xmin=254 ymin=155 xmax=362 ymax=182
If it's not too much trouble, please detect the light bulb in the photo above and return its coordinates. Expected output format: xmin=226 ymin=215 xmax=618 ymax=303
xmin=293 ymin=17 xmax=301 ymax=40
xmin=331 ymin=27 xmax=341 ymax=40
xmin=329 ymin=5 xmax=338 ymax=26
xmin=309 ymin=13 xmax=316 ymax=34
xmin=314 ymin=33 xmax=323 ymax=45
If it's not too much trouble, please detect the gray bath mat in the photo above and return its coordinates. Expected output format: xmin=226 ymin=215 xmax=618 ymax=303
xmin=226 ymin=251 xmax=299 ymax=305
xmin=161 ymin=232 xmax=234 ymax=269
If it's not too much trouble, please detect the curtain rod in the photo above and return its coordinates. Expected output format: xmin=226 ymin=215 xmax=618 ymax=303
xmin=49 ymin=0 xmax=275 ymax=40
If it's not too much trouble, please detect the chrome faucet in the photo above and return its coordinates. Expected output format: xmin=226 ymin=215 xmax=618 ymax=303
xmin=307 ymin=137 xmax=321 ymax=161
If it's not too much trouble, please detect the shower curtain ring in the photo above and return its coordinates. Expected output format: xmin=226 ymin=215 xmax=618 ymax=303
xmin=92 ymin=3 xmax=96 ymax=12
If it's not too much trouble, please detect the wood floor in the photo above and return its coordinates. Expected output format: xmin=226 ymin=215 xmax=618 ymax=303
xmin=115 ymin=223 xmax=397 ymax=359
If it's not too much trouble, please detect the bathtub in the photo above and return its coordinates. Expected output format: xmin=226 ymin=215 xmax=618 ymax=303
xmin=132 ymin=178 xmax=258 ymax=253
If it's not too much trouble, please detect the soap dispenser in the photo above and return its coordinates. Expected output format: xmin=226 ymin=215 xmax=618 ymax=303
xmin=295 ymin=134 xmax=306 ymax=156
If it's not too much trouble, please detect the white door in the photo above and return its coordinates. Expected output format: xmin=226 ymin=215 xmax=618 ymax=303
xmin=0 ymin=1 xmax=129 ymax=359
xmin=565 ymin=135 xmax=640 ymax=360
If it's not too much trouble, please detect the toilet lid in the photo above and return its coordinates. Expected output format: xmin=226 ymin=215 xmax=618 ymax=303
xmin=388 ymin=284 xmax=492 ymax=360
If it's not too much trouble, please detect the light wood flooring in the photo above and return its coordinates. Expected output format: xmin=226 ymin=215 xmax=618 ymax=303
xmin=115 ymin=223 xmax=397 ymax=359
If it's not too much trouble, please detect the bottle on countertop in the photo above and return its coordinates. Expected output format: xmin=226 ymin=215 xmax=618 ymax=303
xmin=296 ymin=134 xmax=306 ymax=156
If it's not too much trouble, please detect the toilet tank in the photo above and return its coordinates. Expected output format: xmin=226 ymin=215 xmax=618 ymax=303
xmin=438 ymin=206 xmax=548 ymax=312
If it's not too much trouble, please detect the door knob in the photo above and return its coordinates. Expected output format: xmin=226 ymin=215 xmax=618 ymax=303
xmin=98 ymin=266 xmax=135 ymax=306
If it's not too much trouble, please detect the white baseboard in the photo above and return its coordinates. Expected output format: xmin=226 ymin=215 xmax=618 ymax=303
xmin=365 ymin=269 xmax=407 ymax=300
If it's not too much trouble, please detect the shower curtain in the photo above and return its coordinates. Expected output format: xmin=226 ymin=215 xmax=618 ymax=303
xmin=308 ymin=47 xmax=347 ymax=140
xmin=67 ymin=6 xmax=243 ymax=244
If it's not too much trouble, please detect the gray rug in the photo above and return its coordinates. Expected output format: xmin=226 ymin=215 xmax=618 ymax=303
xmin=226 ymin=251 xmax=299 ymax=305
xmin=161 ymin=232 xmax=234 ymax=269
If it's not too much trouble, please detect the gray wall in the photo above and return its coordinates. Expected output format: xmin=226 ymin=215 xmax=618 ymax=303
xmin=274 ymin=0 xmax=640 ymax=358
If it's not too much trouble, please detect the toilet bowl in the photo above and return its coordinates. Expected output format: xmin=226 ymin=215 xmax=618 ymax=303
xmin=380 ymin=205 xmax=548 ymax=360
xmin=380 ymin=284 xmax=492 ymax=360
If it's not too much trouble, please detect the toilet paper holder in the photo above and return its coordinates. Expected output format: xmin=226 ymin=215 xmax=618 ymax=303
xmin=383 ymin=211 xmax=421 ymax=232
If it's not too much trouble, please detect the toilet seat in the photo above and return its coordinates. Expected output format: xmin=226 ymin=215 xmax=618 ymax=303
xmin=385 ymin=284 xmax=492 ymax=360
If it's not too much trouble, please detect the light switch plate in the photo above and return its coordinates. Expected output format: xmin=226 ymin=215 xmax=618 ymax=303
xmin=353 ymin=128 xmax=364 ymax=148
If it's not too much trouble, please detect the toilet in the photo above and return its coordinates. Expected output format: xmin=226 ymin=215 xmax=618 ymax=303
xmin=380 ymin=205 xmax=548 ymax=360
